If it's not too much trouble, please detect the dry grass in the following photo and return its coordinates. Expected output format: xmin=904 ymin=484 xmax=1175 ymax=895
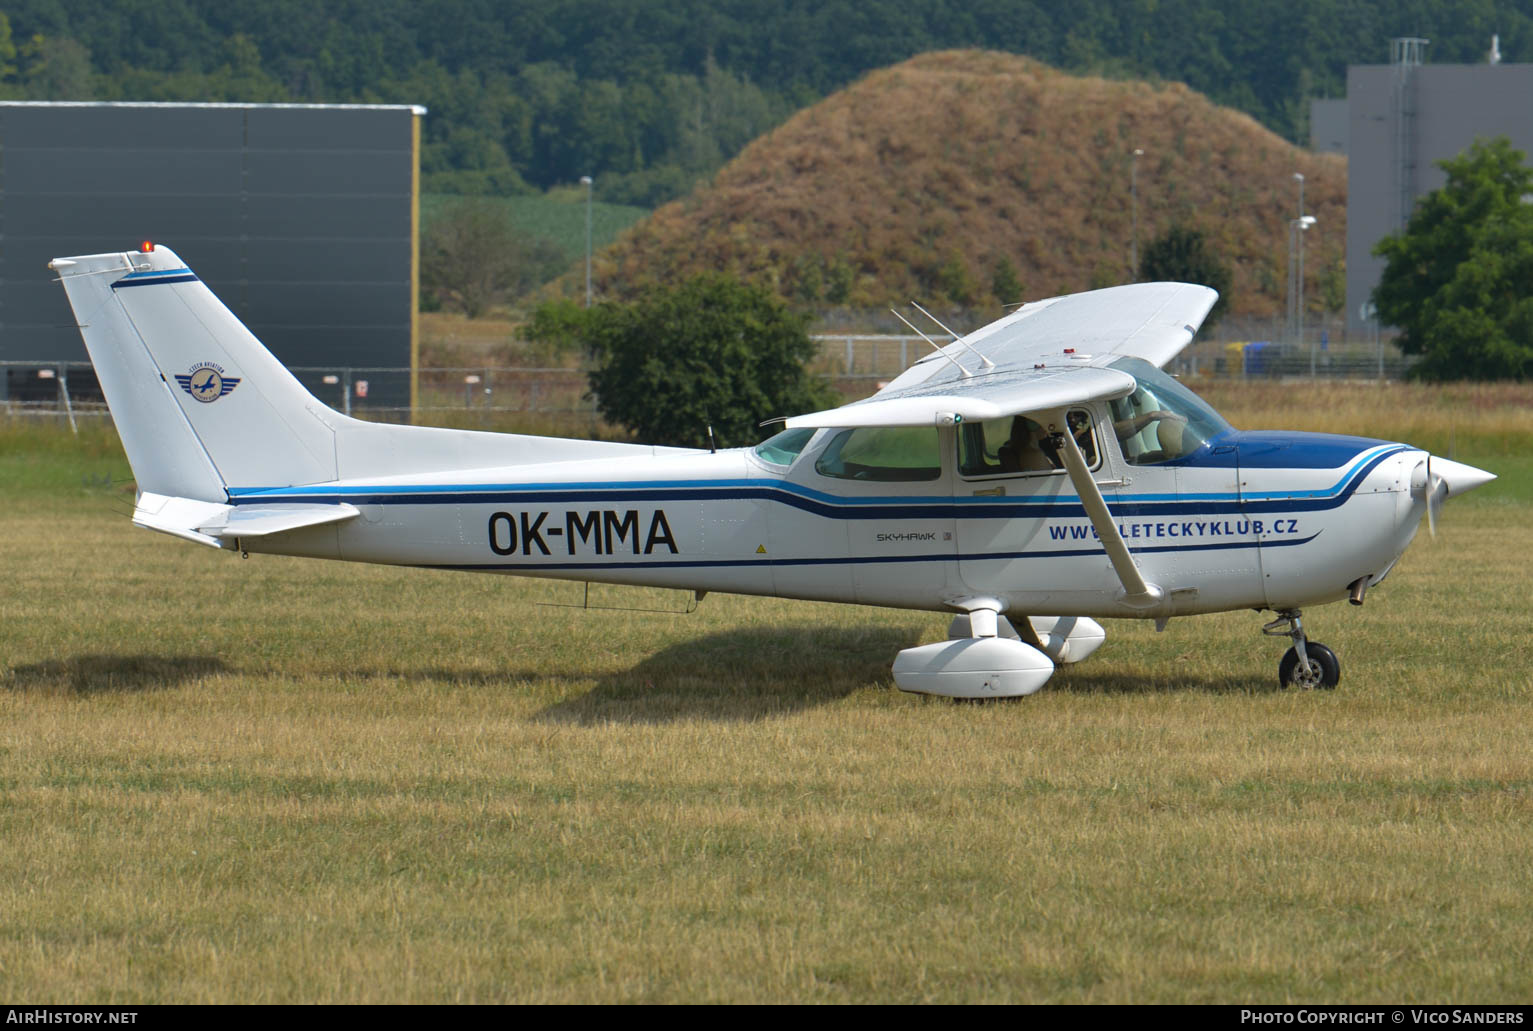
xmin=418 ymin=311 xmax=522 ymax=364
xmin=1199 ymin=379 xmax=1533 ymax=460
xmin=596 ymin=51 xmax=1344 ymax=317
xmin=0 ymin=395 xmax=1529 ymax=1003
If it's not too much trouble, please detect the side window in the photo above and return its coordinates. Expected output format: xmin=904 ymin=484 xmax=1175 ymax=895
xmin=958 ymin=410 xmax=1097 ymax=478
xmin=815 ymin=426 xmax=941 ymax=481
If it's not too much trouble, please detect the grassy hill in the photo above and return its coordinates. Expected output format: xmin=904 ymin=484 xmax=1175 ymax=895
xmin=593 ymin=51 xmax=1345 ymax=318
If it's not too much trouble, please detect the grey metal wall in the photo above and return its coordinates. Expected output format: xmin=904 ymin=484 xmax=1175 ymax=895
xmin=1344 ymin=64 xmax=1533 ymax=330
xmin=1309 ymin=98 xmax=1348 ymax=155
xmin=0 ymin=102 xmax=419 ymax=402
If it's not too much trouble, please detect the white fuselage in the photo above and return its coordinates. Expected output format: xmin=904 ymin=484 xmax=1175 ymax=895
xmin=231 ymin=417 xmax=1428 ymax=623
xmin=55 ymin=245 xmax=1493 ymax=697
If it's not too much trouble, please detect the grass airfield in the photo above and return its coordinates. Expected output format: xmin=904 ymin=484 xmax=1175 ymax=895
xmin=1 ymin=387 xmax=1530 ymax=1004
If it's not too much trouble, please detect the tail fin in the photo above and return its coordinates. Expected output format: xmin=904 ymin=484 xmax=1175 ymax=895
xmin=53 ymin=245 xmax=337 ymax=499
xmin=55 ymin=244 xmax=683 ymax=506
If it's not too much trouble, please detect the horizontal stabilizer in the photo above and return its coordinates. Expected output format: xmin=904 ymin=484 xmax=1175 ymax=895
xmin=132 ymin=493 xmax=230 ymax=548
xmin=211 ymin=503 xmax=361 ymax=538
xmin=133 ymin=492 xmax=358 ymax=548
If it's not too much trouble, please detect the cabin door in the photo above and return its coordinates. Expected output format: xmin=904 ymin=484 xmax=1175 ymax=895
xmin=1234 ymin=439 xmax=1282 ymax=608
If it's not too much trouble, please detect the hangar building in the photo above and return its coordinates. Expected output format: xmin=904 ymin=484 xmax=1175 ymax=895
xmin=0 ymin=101 xmax=422 ymax=407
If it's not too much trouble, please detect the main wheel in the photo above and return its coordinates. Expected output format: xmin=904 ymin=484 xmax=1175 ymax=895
xmin=1278 ymin=642 xmax=1340 ymax=690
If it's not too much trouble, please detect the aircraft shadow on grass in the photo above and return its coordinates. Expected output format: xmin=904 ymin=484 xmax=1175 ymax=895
xmin=3 ymin=654 xmax=228 ymax=694
xmin=536 ymin=624 xmax=926 ymax=725
xmin=254 ymin=622 xmax=1275 ymax=714
xmin=1048 ymin=668 xmax=1276 ymax=696
xmin=0 ymin=645 xmax=1274 ymax=706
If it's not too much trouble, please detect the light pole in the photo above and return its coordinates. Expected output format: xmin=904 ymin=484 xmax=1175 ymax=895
xmin=1131 ymin=148 xmax=1144 ymax=278
xmin=580 ymin=174 xmax=593 ymax=307
xmin=1292 ymin=171 xmax=1305 ymax=347
xmin=1361 ymin=301 xmax=1381 ymax=379
xmin=1289 ymin=214 xmax=1316 ymax=371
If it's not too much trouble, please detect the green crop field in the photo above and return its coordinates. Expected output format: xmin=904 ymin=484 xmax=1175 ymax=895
xmin=1 ymin=385 xmax=1530 ymax=1003
xmin=421 ymin=191 xmax=650 ymax=266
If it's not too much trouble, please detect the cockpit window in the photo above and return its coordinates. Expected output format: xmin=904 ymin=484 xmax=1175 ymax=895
xmin=753 ymin=426 xmax=817 ymax=466
xmin=815 ymin=426 xmax=941 ymax=481
xmin=1106 ymin=357 xmax=1231 ymax=465
xmin=959 ymin=409 xmax=1098 ymax=478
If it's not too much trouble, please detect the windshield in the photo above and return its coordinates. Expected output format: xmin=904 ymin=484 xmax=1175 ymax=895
xmin=753 ymin=426 xmax=817 ymax=466
xmin=1106 ymin=357 xmax=1231 ymax=465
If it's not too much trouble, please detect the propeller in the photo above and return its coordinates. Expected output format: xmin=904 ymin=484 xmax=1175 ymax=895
xmin=1415 ymin=455 xmax=1494 ymax=537
xmin=1425 ymin=456 xmax=1447 ymax=538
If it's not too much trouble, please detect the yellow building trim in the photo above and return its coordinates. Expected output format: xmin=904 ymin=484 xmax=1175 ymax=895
xmin=410 ymin=111 xmax=422 ymax=422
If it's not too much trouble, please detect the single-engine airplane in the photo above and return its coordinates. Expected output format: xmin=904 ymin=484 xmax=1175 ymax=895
xmin=52 ymin=244 xmax=1494 ymax=697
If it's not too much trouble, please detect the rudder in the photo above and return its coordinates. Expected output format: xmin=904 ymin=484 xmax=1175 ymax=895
xmin=54 ymin=245 xmax=337 ymax=496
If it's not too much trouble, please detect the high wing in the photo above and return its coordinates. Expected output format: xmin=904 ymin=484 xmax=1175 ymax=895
xmin=785 ymin=281 xmax=1216 ymax=430
xmin=784 ymin=364 xmax=1137 ymax=429
xmin=784 ymin=281 xmax=1218 ymax=617
xmin=955 ymin=281 xmax=1218 ymax=371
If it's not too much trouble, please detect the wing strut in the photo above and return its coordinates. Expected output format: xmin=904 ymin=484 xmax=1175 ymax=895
xmin=1044 ymin=409 xmax=1165 ymax=612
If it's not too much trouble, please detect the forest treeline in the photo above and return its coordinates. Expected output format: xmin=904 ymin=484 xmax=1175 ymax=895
xmin=1 ymin=0 xmax=1528 ymax=206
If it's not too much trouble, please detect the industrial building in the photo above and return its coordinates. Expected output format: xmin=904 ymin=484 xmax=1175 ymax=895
xmin=0 ymin=101 xmax=422 ymax=407
xmin=1313 ymin=39 xmax=1533 ymax=331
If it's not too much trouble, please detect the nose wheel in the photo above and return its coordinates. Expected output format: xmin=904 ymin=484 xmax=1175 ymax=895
xmin=1263 ymin=609 xmax=1341 ymax=690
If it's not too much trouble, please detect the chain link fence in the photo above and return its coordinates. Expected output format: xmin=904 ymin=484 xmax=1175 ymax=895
xmin=815 ymin=328 xmax=1412 ymax=381
xmin=3 ymin=329 xmax=1415 ymax=431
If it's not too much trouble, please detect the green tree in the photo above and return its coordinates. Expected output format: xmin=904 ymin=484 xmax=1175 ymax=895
xmin=991 ymin=257 xmax=1023 ymax=305
xmin=0 ymin=14 xmax=17 ymax=84
xmin=790 ymin=253 xmax=823 ymax=303
xmin=1373 ymin=137 xmax=1533 ymax=381
xmin=520 ymin=297 xmax=591 ymax=361
xmin=1137 ymin=225 xmax=1231 ymax=330
xmin=935 ymin=250 xmax=976 ymax=305
xmin=569 ymin=274 xmax=838 ymax=448
xmin=824 ymin=255 xmax=855 ymax=305
xmin=421 ymin=199 xmax=565 ymax=316
xmin=16 ymin=0 xmax=1533 ymax=191
xmin=21 ymin=34 xmax=92 ymax=99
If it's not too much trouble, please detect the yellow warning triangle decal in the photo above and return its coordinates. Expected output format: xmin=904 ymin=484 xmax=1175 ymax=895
xmin=756 ymin=544 xmax=767 ymax=554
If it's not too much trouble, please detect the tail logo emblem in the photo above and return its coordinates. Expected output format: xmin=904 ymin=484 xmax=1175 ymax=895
xmin=175 ymin=362 xmax=241 ymax=403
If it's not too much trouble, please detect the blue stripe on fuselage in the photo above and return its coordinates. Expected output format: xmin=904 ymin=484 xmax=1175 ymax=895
xmin=426 ymin=531 xmax=1321 ymax=574
xmin=225 ymin=441 xmax=1408 ymax=521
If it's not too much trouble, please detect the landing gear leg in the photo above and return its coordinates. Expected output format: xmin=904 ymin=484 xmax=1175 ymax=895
xmin=1263 ymin=609 xmax=1340 ymax=690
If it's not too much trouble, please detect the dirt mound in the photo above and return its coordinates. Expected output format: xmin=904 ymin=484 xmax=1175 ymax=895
xmin=594 ymin=50 xmax=1343 ymax=317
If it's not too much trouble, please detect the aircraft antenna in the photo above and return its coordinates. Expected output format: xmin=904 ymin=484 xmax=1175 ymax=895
xmin=910 ymin=301 xmax=995 ymax=369
xmin=890 ymin=309 xmax=972 ymax=378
